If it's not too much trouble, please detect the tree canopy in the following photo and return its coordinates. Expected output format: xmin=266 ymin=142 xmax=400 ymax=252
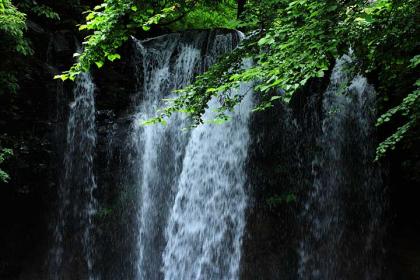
xmin=2 ymin=0 xmax=419 ymax=161
xmin=65 ymin=0 xmax=415 ymax=160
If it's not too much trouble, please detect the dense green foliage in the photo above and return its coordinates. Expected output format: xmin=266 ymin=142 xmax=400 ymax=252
xmin=1 ymin=0 xmax=418 ymax=162
xmin=168 ymin=1 xmax=238 ymax=30
xmin=375 ymin=55 xmax=419 ymax=160
xmin=150 ymin=0 xmax=419 ymax=159
xmin=56 ymin=0 xmax=237 ymax=80
xmin=0 ymin=0 xmax=31 ymax=95
xmin=0 ymin=0 xmax=30 ymax=55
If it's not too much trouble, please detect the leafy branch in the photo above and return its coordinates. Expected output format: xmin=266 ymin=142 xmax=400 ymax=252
xmin=0 ymin=148 xmax=13 ymax=183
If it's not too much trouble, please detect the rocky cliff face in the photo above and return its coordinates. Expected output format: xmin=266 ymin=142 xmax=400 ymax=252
xmin=241 ymin=81 xmax=325 ymax=280
xmin=0 ymin=25 xmax=419 ymax=280
xmin=0 ymin=22 xmax=75 ymax=279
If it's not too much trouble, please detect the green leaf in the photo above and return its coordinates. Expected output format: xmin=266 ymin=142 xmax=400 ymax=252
xmin=95 ymin=60 xmax=104 ymax=68
xmin=316 ymin=70 xmax=325 ymax=78
xmin=107 ymin=53 xmax=121 ymax=61
xmin=54 ymin=74 xmax=68 ymax=81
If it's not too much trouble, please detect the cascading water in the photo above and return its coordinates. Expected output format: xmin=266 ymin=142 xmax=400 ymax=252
xmin=49 ymin=72 xmax=97 ymax=280
xmin=162 ymin=86 xmax=253 ymax=280
xmin=129 ymin=30 xmax=251 ymax=280
xmin=298 ymin=54 xmax=384 ymax=280
xmin=44 ymin=31 xmax=388 ymax=280
xmin=131 ymin=33 xmax=198 ymax=279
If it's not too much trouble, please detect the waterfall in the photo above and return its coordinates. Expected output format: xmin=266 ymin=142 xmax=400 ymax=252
xmin=49 ymin=73 xmax=97 ymax=280
xmin=45 ymin=32 xmax=386 ymax=280
xmin=131 ymin=33 xmax=198 ymax=279
xmin=162 ymin=86 xmax=252 ymax=280
xmin=298 ymin=54 xmax=384 ymax=279
xmin=129 ymin=30 xmax=250 ymax=280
